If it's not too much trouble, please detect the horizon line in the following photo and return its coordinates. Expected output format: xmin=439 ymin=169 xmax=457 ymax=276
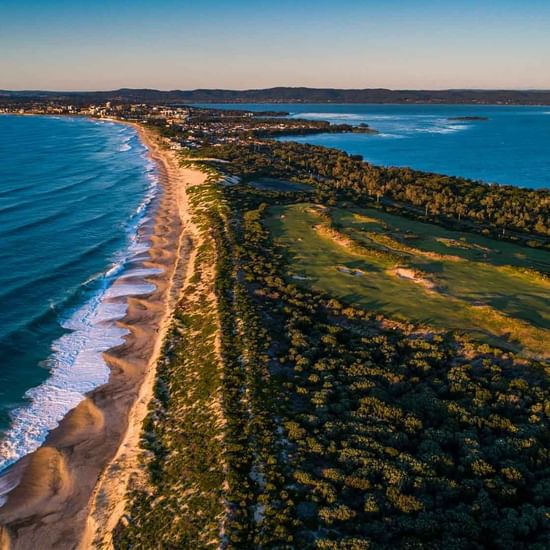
xmin=3 ymin=86 xmax=550 ymax=94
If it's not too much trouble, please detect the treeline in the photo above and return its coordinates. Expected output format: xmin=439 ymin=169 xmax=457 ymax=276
xmin=6 ymin=87 xmax=550 ymax=105
xmin=192 ymin=141 xmax=550 ymax=242
xmin=249 ymin=123 xmax=376 ymax=138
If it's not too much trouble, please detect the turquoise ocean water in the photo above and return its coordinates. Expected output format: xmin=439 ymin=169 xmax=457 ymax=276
xmin=0 ymin=115 xmax=159 ymax=471
xmin=197 ymin=104 xmax=550 ymax=189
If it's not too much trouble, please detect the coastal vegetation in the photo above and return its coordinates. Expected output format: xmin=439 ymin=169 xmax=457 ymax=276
xmin=190 ymin=141 xmax=550 ymax=242
xmin=101 ymin=106 xmax=550 ymax=549
xmin=217 ymin=181 xmax=550 ymax=548
xmin=115 ymin=169 xmax=549 ymax=548
xmin=114 ymin=178 xmax=227 ymax=548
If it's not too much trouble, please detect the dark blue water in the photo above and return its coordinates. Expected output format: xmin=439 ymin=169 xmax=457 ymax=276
xmin=196 ymin=104 xmax=550 ymax=189
xmin=0 ymin=115 xmax=158 ymax=470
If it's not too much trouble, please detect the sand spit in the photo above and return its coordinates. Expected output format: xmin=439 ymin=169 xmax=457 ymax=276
xmin=0 ymin=122 xmax=207 ymax=549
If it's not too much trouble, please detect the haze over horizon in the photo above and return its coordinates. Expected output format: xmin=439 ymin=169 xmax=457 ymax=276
xmin=1 ymin=0 xmax=549 ymax=91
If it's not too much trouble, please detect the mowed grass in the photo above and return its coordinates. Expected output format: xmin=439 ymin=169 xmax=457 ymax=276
xmin=265 ymin=203 xmax=550 ymax=358
xmin=331 ymin=206 xmax=550 ymax=271
xmin=332 ymin=207 xmax=550 ymax=329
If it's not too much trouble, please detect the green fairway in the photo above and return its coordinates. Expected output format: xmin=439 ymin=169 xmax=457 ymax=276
xmin=265 ymin=203 xmax=550 ymax=358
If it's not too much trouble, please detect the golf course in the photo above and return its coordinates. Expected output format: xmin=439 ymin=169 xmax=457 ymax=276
xmin=266 ymin=203 xmax=550 ymax=359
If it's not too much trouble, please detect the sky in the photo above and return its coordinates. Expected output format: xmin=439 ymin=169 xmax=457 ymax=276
xmin=1 ymin=0 xmax=549 ymax=91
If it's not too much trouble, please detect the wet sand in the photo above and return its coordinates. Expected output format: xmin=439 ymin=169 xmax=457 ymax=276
xmin=0 ymin=122 xmax=207 ymax=549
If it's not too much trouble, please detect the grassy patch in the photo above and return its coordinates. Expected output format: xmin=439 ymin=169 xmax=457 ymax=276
xmin=265 ymin=203 xmax=550 ymax=358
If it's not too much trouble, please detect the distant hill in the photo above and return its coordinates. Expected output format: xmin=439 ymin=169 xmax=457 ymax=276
xmin=2 ymin=87 xmax=550 ymax=105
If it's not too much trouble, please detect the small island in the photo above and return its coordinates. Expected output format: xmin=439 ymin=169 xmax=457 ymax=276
xmin=448 ymin=116 xmax=489 ymax=121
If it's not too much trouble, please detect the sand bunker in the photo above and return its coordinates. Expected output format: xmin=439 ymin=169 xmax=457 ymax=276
xmin=391 ymin=267 xmax=437 ymax=291
xmin=352 ymin=213 xmax=386 ymax=226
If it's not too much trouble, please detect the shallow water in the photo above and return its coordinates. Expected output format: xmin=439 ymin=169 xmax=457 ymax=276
xmin=0 ymin=115 xmax=158 ymax=471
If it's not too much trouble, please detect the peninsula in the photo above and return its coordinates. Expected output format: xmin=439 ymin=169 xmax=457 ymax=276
xmin=0 ymin=98 xmax=548 ymax=549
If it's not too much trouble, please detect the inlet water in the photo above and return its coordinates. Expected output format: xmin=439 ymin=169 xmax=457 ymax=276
xmin=196 ymin=103 xmax=550 ymax=189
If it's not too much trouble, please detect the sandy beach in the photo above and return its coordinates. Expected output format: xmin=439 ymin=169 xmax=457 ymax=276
xmin=0 ymin=122 xmax=207 ymax=549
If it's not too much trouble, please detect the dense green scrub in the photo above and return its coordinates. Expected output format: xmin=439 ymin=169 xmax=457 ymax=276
xmin=115 ymin=157 xmax=549 ymax=548
xmin=223 ymin=183 xmax=550 ymax=548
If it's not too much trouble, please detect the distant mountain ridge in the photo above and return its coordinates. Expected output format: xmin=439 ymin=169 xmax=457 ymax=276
xmin=2 ymin=87 xmax=550 ymax=104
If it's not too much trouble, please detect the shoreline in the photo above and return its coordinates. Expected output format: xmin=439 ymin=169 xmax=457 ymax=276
xmin=0 ymin=118 xmax=159 ymax=476
xmin=0 ymin=120 xmax=206 ymax=549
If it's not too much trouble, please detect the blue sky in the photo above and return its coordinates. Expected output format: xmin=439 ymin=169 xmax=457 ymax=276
xmin=1 ymin=0 xmax=549 ymax=90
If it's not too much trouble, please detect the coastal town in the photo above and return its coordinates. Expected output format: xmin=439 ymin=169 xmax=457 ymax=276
xmin=0 ymin=99 xmax=376 ymax=150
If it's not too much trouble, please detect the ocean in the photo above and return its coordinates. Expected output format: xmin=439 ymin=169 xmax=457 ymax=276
xmin=0 ymin=115 xmax=159 ymax=471
xmin=196 ymin=103 xmax=550 ymax=189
